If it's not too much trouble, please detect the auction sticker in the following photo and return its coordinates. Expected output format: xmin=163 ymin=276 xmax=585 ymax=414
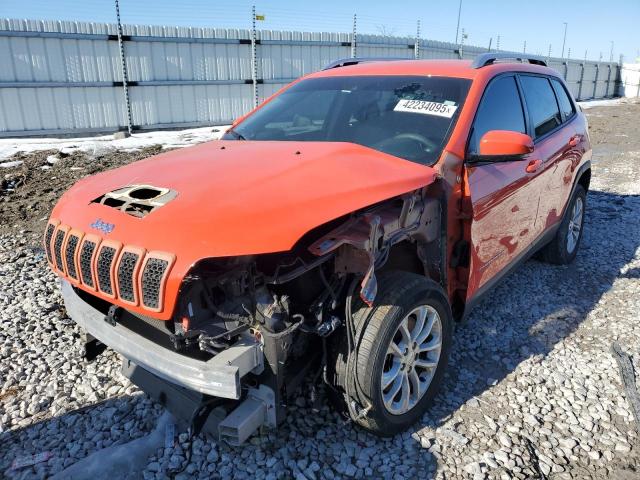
xmin=394 ymin=99 xmax=457 ymax=118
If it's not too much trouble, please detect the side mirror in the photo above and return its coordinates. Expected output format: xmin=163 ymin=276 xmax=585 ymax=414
xmin=477 ymin=130 xmax=534 ymax=158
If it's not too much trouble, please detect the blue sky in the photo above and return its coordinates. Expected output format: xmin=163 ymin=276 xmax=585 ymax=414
xmin=2 ymin=0 xmax=638 ymax=62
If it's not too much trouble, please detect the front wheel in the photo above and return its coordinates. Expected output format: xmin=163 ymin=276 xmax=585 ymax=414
xmin=330 ymin=271 xmax=453 ymax=435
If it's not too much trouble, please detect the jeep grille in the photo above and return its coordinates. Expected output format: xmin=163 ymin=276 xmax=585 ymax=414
xmin=53 ymin=230 xmax=66 ymax=271
xmin=45 ymin=220 xmax=174 ymax=313
xmin=44 ymin=223 xmax=55 ymax=263
xmin=117 ymin=252 xmax=139 ymax=303
xmin=79 ymin=240 xmax=97 ymax=288
xmin=64 ymin=234 xmax=80 ymax=280
xmin=141 ymin=258 xmax=169 ymax=309
xmin=96 ymin=246 xmax=117 ymax=295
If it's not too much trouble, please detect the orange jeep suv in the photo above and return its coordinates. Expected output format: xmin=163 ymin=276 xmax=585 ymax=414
xmin=45 ymin=53 xmax=591 ymax=444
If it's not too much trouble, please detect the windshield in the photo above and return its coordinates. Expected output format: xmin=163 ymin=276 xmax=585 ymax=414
xmin=224 ymin=75 xmax=471 ymax=165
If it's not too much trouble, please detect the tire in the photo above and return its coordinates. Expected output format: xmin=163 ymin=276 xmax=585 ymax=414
xmin=537 ymin=184 xmax=586 ymax=265
xmin=329 ymin=270 xmax=453 ymax=436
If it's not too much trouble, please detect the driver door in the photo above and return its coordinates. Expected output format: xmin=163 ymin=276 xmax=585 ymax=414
xmin=464 ymin=74 xmax=545 ymax=299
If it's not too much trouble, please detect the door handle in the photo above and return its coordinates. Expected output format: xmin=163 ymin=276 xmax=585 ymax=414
xmin=525 ymin=159 xmax=542 ymax=173
xmin=568 ymin=135 xmax=580 ymax=147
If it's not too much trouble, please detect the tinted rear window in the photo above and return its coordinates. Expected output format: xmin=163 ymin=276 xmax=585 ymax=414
xmin=468 ymin=76 xmax=526 ymax=155
xmin=520 ymin=75 xmax=563 ymax=138
xmin=550 ymin=79 xmax=576 ymax=120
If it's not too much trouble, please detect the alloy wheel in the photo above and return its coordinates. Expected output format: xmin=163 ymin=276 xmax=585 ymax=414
xmin=567 ymin=196 xmax=584 ymax=254
xmin=381 ymin=305 xmax=443 ymax=415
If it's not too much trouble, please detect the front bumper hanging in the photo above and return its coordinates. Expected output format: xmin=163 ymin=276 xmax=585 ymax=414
xmin=60 ymin=279 xmax=263 ymax=399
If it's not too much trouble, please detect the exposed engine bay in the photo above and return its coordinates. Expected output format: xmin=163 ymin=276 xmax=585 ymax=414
xmin=69 ymin=187 xmax=442 ymax=445
xmin=152 ymin=189 xmax=442 ymax=434
xmin=172 ymin=189 xmax=440 ymax=356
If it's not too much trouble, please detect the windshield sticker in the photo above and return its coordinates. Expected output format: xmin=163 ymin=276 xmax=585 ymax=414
xmin=394 ymin=99 xmax=458 ymax=118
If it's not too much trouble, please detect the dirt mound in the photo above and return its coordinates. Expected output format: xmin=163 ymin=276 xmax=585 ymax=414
xmin=0 ymin=145 xmax=164 ymax=235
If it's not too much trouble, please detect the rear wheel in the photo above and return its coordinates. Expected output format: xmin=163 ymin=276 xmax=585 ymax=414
xmin=329 ymin=271 xmax=453 ymax=435
xmin=538 ymin=184 xmax=586 ymax=265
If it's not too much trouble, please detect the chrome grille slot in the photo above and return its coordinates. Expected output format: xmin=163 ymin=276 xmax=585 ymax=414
xmin=117 ymin=252 xmax=139 ymax=302
xmin=96 ymin=246 xmax=117 ymax=295
xmin=80 ymin=241 xmax=97 ymax=287
xmin=44 ymin=224 xmax=55 ymax=263
xmin=141 ymin=258 xmax=168 ymax=309
xmin=65 ymin=234 xmax=80 ymax=280
xmin=53 ymin=230 xmax=66 ymax=270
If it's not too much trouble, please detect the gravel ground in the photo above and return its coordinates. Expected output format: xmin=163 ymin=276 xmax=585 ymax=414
xmin=1 ymin=101 xmax=640 ymax=479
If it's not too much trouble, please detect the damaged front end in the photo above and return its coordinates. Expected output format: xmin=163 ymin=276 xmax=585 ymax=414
xmin=63 ymin=186 xmax=442 ymax=445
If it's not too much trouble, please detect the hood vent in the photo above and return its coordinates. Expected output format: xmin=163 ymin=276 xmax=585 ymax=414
xmin=93 ymin=185 xmax=177 ymax=218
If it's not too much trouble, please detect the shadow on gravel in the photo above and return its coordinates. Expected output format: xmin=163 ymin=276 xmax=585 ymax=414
xmin=431 ymin=189 xmax=640 ymax=426
xmin=620 ymin=267 xmax=640 ymax=279
xmin=0 ymin=393 xmax=163 ymax=479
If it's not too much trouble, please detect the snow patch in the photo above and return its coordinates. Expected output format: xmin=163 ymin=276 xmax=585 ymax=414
xmin=0 ymin=160 xmax=23 ymax=168
xmin=0 ymin=126 xmax=231 ymax=162
xmin=578 ymin=98 xmax=627 ymax=109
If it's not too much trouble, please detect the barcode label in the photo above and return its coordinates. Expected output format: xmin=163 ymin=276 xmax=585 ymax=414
xmin=394 ymin=99 xmax=458 ymax=118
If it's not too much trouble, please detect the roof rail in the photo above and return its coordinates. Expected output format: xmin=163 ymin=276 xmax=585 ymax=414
xmin=471 ymin=52 xmax=547 ymax=69
xmin=323 ymin=57 xmax=410 ymax=70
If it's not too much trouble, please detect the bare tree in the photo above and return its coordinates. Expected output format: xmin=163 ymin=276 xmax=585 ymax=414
xmin=376 ymin=24 xmax=397 ymax=37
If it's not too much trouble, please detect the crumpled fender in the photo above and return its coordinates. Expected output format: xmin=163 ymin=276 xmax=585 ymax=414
xmin=49 ymin=140 xmax=438 ymax=319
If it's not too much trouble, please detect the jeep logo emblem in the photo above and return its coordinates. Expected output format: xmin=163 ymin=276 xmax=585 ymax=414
xmin=90 ymin=219 xmax=115 ymax=234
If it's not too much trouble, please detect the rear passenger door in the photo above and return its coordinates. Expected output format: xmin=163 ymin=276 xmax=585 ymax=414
xmin=518 ymin=75 xmax=581 ymax=230
xmin=465 ymin=74 xmax=545 ymax=297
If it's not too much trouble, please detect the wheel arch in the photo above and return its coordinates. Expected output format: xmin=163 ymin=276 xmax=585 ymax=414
xmin=562 ymin=161 xmax=591 ymax=222
xmin=378 ymin=240 xmax=425 ymax=276
xmin=577 ymin=166 xmax=591 ymax=193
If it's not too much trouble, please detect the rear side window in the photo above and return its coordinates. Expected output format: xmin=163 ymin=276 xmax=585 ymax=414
xmin=468 ymin=76 xmax=526 ymax=155
xmin=519 ymin=76 xmax=562 ymax=138
xmin=550 ymin=79 xmax=576 ymax=120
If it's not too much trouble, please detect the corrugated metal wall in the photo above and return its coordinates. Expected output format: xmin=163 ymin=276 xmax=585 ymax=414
xmin=0 ymin=18 xmax=622 ymax=137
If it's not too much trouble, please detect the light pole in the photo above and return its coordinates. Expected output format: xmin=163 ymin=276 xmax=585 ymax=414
xmin=609 ymin=41 xmax=614 ymax=62
xmin=455 ymin=0 xmax=463 ymax=45
xmin=561 ymin=22 xmax=568 ymax=59
xmin=114 ymin=0 xmax=132 ymax=136
xmin=415 ymin=20 xmax=421 ymax=59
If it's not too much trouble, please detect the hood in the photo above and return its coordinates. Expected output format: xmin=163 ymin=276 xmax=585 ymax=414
xmin=50 ymin=140 xmax=437 ymax=318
